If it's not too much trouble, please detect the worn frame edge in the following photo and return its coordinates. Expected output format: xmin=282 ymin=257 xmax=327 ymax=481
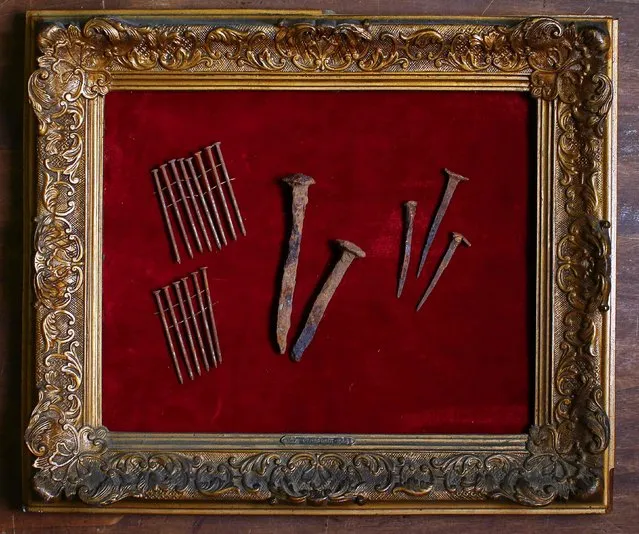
xmin=22 ymin=11 xmax=615 ymax=514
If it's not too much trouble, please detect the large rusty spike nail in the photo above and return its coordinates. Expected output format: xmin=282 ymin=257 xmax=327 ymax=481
xmin=178 ymin=158 xmax=212 ymax=252
xmin=191 ymin=269 xmax=218 ymax=367
xmin=163 ymin=286 xmax=195 ymax=380
xmin=182 ymin=277 xmax=210 ymax=372
xmin=153 ymin=290 xmax=183 ymax=384
xmin=173 ymin=281 xmax=202 ymax=376
xmin=169 ymin=159 xmax=203 ymax=253
xmin=194 ymin=151 xmax=227 ymax=246
xmin=397 ymin=201 xmax=417 ymax=298
xmin=152 ymin=168 xmax=181 ymax=263
xmin=291 ymin=240 xmax=366 ymax=362
xmin=160 ymin=164 xmax=194 ymax=259
xmin=416 ymin=232 xmax=471 ymax=311
xmin=186 ymin=157 xmax=222 ymax=249
xmin=200 ymin=266 xmax=222 ymax=364
xmin=210 ymin=142 xmax=247 ymax=236
xmin=276 ymin=174 xmax=315 ymax=354
xmin=204 ymin=146 xmax=236 ymax=241
xmin=416 ymin=169 xmax=469 ymax=278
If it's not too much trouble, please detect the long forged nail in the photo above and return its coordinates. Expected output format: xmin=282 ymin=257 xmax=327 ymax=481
xmin=169 ymin=159 xmax=202 ymax=253
xmin=186 ymin=157 xmax=222 ymax=249
xmin=173 ymin=281 xmax=202 ymax=376
xmin=152 ymin=168 xmax=181 ymax=263
xmin=191 ymin=269 xmax=219 ymax=367
xmin=417 ymin=169 xmax=469 ymax=278
xmin=416 ymin=232 xmax=471 ymax=311
xmin=178 ymin=158 xmax=212 ymax=252
xmin=200 ymin=266 xmax=222 ymax=364
xmin=397 ymin=200 xmax=417 ymax=298
xmin=291 ymin=240 xmax=365 ymax=362
xmin=163 ymin=286 xmax=195 ymax=380
xmin=204 ymin=146 xmax=236 ymax=241
xmin=210 ymin=142 xmax=247 ymax=236
xmin=182 ymin=277 xmax=210 ymax=372
xmin=153 ymin=290 xmax=183 ymax=384
xmin=160 ymin=163 xmax=194 ymax=259
xmin=195 ymin=151 xmax=227 ymax=246
xmin=276 ymin=174 xmax=315 ymax=354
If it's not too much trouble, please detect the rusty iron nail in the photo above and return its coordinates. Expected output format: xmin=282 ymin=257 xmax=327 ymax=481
xmin=173 ymin=280 xmax=203 ymax=376
xmin=160 ymin=163 xmax=194 ymax=259
xmin=162 ymin=286 xmax=195 ymax=380
xmin=416 ymin=232 xmax=471 ymax=311
xmin=210 ymin=142 xmax=247 ymax=236
xmin=194 ymin=151 xmax=227 ymax=246
xmin=204 ymin=146 xmax=236 ymax=241
xmin=397 ymin=200 xmax=417 ymax=298
xmin=153 ymin=290 xmax=183 ymax=384
xmin=276 ymin=174 xmax=315 ymax=354
xmin=152 ymin=168 xmax=181 ymax=263
xmin=191 ymin=269 xmax=219 ymax=367
xmin=291 ymin=240 xmax=366 ymax=362
xmin=169 ymin=159 xmax=203 ymax=253
xmin=186 ymin=157 xmax=222 ymax=250
xmin=200 ymin=266 xmax=223 ymax=364
xmin=182 ymin=277 xmax=210 ymax=372
xmin=416 ymin=169 xmax=469 ymax=278
xmin=178 ymin=158 xmax=212 ymax=252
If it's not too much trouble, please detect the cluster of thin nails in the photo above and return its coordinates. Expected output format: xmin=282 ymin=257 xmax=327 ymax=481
xmin=397 ymin=169 xmax=471 ymax=310
xmin=152 ymin=142 xmax=246 ymax=264
xmin=276 ymin=174 xmax=366 ymax=362
xmin=154 ymin=267 xmax=222 ymax=384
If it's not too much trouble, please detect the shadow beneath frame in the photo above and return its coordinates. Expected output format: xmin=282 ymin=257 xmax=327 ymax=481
xmin=0 ymin=12 xmax=26 ymax=510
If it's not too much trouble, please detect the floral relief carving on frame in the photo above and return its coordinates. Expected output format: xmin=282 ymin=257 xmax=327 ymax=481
xmin=25 ymin=15 xmax=613 ymax=509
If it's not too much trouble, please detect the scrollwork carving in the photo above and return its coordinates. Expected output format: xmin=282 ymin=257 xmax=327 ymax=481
xmin=25 ymin=15 xmax=613 ymax=509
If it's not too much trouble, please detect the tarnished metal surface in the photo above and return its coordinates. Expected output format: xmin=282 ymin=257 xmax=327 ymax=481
xmin=416 ymin=169 xmax=469 ymax=277
xmin=173 ymin=280 xmax=203 ymax=376
xmin=204 ymin=146 xmax=236 ymax=241
xmin=211 ymin=142 xmax=247 ymax=237
xmin=276 ymin=174 xmax=315 ymax=354
xmin=153 ymin=290 xmax=184 ymax=384
xmin=151 ymin=168 xmax=181 ymax=263
xmin=397 ymin=200 xmax=417 ymax=298
xmin=416 ymin=232 xmax=471 ymax=311
xmin=160 ymin=163 xmax=194 ymax=260
xmin=292 ymin=240 xmax=366 ymax=361
xmin=153 ymin=268 xmax=222 ymax=381
xmin=177 ymin=158 xmax=212 ymax=252
xmin=200 ymin=266 xmax=223 ymax=364
xmin=193 ymin=152 xmax=227 ymax=247
xmin=162 ymin=285 xmax=195 ymax=380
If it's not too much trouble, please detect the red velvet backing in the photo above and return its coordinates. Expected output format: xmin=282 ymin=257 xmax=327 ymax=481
xmin=102 ymin=90 xmax=534 ymax=434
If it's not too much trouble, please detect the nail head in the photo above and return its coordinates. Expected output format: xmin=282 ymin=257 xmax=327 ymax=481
xmin=335 ymin=239 xmax=366 ymax=258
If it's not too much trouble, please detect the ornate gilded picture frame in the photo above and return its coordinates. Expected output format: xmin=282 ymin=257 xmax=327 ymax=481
xmin=23 ymin=10 xmax=617 ymax=514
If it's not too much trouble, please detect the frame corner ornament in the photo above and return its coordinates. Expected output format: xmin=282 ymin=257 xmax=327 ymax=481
xmin=25 ymin=13 xmax=613 ymax=510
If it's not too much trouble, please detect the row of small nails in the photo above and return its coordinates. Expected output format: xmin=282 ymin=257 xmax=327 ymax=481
xmin=154 ymin=267 xmax=222 ymax=384
xmin=398 ymin=169 xmax=471 ymax=310
xmin=152 ymin=142 xmax=246 ymax=264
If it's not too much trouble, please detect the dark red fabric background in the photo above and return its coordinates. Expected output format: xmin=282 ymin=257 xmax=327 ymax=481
xmin=102 ymin=90 xmax=534 ymax=434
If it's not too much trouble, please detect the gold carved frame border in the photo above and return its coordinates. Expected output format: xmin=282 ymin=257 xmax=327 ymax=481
xmin=23 ymin=11 xmax=617 ymax=514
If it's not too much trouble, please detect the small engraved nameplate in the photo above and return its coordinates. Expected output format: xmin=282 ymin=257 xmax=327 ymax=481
xmin=280 ymin=435 xmax=355 ymax=446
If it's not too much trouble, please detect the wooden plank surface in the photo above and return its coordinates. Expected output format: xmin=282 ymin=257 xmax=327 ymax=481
xmin=1 ymin=0 xmax=636 ymax=532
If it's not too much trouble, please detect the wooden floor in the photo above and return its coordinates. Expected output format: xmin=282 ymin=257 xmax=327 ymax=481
xmin=1 ymin=1 xmax=637 ymax=532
